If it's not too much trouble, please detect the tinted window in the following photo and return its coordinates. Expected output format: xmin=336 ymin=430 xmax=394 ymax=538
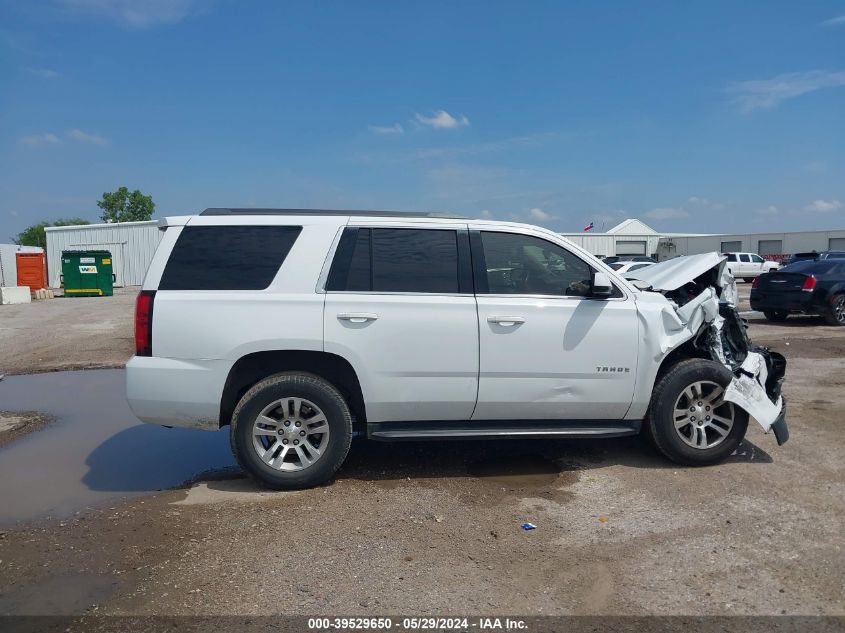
xmin=371 ymin=229 xmax=459 ymax=293
xmin=725 ymin=254 xmax=737 ymax=262
xmin=629 ymin=263 xmax=651 ymax=271
xmin=781 ymin=260 xmax=837 ymax=274
xmin=739 ymin=254 xmax=751 ymax=262
xmin=160 ymin=225 xmax=301 ymax=290
xmin=328 ymin=228 xmax=461 ymax=293
xmin=479 ymin=232 xmax=593 ymax=296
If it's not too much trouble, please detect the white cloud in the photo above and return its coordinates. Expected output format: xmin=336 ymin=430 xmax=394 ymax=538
xmin=645 ymin=207 xmax=690 ymax=220
xmin=56 ymin=0 xmax=207 ymax=27
xmin=368 ymin=123 xmax=404 ymax=135
xmin=478 ymin=209 xmax=493 ymax=219
xmin=10 ymin=210 xmax=19 ymax=217
xmin=25 ymin=67 xmax=61 ymax=79
xmin=20 ymin=133 xmax=61 ymax=147
xmin=687 ymin=196 xmax=725 ymax=210
xmin=821 ymin=15 xmax=845 ymax=26
xmin=415 ymin=110 xmax=470 ymax=130
xmin=727 ymin=70 xmax=845 ymax=112
xmin=804 ymin=199 xmax=842 ymax=213
xmin=67 ymin=128 xmax=108 ymax=145
xmin=528 ymin=207 xmax=551 ymax=221
xmin=755 ymin=205 xmax=779 ymax=216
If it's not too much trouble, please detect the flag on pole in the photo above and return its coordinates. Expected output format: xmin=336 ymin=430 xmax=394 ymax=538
xmin=583 ymin=221 xmax=594 ymax=232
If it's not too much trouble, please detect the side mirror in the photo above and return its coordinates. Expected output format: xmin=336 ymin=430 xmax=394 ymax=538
xmin=592 ymin=271 xmax=613 ymax=297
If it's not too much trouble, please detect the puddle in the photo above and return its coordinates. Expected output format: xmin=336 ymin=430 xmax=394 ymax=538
xmin=0 ymin=369 xmax=235 ymax=525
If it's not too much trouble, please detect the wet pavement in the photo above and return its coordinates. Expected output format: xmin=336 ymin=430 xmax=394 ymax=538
xmin=0 ymin=369 xmax=235 ymax=525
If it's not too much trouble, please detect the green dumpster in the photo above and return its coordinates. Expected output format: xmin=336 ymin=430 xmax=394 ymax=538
xmin=60 ymin=250 xmax=115 ymax=297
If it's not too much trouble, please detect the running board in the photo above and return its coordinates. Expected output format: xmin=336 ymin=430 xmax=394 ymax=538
xmin=368 ymin=420 xmax=641 ymax=441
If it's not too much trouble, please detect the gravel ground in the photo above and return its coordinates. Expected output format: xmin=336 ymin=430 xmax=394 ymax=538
xmin=0 ymin=283 xmax=842 ymax=618
xmin=0 ymin=287 xmax=137 ymax=375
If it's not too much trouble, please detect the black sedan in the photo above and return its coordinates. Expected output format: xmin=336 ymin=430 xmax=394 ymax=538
xmin=751 ymin=259 xmax=845 ymax=325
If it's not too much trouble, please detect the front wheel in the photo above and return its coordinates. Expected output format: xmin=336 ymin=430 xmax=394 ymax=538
xmin=230 ymin=372 xmax=353 ymax=490
xmin=645 ymin=359 xmax=748 ymax=466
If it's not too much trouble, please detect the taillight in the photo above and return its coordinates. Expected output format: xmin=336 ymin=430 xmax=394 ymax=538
xmin=802 ymin=276 xmax=817 ymax=292
xmin=135 ymin=290 xmax=156 ymax=356
xmin=751 ymin=276 xmax=761 ymax=289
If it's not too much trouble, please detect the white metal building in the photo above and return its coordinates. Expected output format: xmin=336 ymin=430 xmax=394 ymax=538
xmin=44 ymin=220 xmax=162 ymax=287
xmin=658 ymin=229 xmax=845 ymax=261
xmin=562 ymin=219 xmax=708 ymax=259
xmin=0 ymin=244 xmax=44 ymax=287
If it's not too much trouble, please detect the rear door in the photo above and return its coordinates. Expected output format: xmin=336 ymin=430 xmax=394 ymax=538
xmin=470 ymin=226 xmax=639 ymax=420
xmin=323 ymin=223 xmax=479 ymax=423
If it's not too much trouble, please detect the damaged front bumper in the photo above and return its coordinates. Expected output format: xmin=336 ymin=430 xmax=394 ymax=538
xmin=721 ymin=346 xmax=789 ymax=445
xmin=630 ymin=252 xmax=789 ymax=447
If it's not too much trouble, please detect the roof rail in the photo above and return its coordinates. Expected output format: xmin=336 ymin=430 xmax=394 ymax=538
xmin=200 ymin=207 xmax=466 ymax=219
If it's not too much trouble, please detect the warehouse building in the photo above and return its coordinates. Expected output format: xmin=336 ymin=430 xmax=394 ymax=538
xmin=565 ymin=220 xmax=845 ymax=262
xmin=45 ymin=220 xmax=162 ymax=287
xmin=657 ymin=228 xmax=845 ymax=262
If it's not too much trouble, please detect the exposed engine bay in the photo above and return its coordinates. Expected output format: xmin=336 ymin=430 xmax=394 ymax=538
xmin=627 ymin=253 xmax=788 ymax=445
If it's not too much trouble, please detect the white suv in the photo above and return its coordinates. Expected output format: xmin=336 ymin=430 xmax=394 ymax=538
xmin=126 ymin=209 xmax=788 ymax=489
xmin=723 ymin=252 xmax=780 ymax=282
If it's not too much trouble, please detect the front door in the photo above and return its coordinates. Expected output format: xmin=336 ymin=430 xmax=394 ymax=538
xmin=323 ymin=224 xmax=478 ymax=423
xmin=470 ymin=228 xmax=639 ymax=420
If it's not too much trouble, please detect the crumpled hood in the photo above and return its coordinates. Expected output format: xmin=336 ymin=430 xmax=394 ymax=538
xmin=626 ymin=252 xmax=727 ymax=291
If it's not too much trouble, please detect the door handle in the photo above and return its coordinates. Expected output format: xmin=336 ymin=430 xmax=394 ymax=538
xmin=487 ymin=315 xmax=525 ymax=326
xmin=338 ymin=312 xmax=379 ymax=323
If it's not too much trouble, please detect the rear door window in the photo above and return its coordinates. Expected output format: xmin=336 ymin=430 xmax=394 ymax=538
xmin=327 ymin=227 xmax=466 ymax=294
xmin=159 ymin=225 xmax=301 ymax=290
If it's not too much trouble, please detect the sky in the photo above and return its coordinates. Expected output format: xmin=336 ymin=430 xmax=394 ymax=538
xmin=1 ymin=0 xmax=844 ymax=240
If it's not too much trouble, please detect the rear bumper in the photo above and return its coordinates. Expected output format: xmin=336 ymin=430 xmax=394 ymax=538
xmin=125 ymin=356 xmax=233 ymax=431
xmin=750 ymin=291 xmax=816 ymax=314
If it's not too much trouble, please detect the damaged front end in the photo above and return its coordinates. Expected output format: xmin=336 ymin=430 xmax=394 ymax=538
xmin=628 ymin=253 xmax=788 ymax=445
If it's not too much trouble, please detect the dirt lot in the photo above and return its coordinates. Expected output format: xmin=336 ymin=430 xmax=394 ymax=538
xmin=0 ymin=284 xmax=842 ymax=618
xmin=0 ymin=288 xmax=136 ymax=375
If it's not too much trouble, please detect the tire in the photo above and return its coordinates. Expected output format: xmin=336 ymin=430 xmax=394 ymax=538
xmin=743 ymin=278 xmax=754 ymax=283
xmin=645 ymin=359 xmax=748 ymax=466
xmin=230 ymin=372 xmax=353 ymax=490
xmin=763 ymin=310 xmax=789 ymax=322
xmin=824 ymin=294 xmax=845 ymax=326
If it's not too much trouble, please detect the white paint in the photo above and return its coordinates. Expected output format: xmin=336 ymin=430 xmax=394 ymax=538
xmin=723 ymin=352 xmax=784 ymax=431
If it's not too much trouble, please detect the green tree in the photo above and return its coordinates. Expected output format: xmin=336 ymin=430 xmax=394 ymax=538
xmin=97 ymin=186 xmax=155 ymax=223
xmin=13 ymin=218 xmax=90 ymax=249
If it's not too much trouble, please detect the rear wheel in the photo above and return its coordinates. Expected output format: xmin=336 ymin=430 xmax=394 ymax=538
xmin=764 ymin=310 xmax=789 ymax=322
xmin=230 ymin=372 xmax=353 ymax=490
xmin=824 ymin=294 xmax=845 ymax=326
xmin=645 ymin=359 xmax=748 ymax=466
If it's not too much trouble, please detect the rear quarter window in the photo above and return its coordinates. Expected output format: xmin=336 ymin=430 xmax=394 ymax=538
xmin=159 ymin=225 xmax=302 ymax=290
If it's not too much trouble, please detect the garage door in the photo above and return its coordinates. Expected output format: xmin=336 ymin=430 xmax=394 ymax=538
xmin=830 ymin=238 xmax=845 ymax=250
xmin=615 ymin=241 xmax=646 ymax=255
xmin=758 ymin=240 xmax=783 ymax=256
xmin=721 ymin=240 xmax=742 ymax=252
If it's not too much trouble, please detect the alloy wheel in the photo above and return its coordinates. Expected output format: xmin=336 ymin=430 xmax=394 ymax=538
xmin=251 ymin=397 xmax=330 ymax=471
xmin=672 ymin=380 xmax=735 ymax=450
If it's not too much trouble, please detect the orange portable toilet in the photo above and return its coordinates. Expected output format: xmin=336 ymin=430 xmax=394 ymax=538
xmin=16 ymin=251 xmax=48 ymax=291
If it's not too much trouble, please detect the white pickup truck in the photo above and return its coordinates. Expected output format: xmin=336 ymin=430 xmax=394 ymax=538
xmin=125 ymin=209 xmax=789 ymax=490
xmin=723 ymin=252 xmax=780 ymax=282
